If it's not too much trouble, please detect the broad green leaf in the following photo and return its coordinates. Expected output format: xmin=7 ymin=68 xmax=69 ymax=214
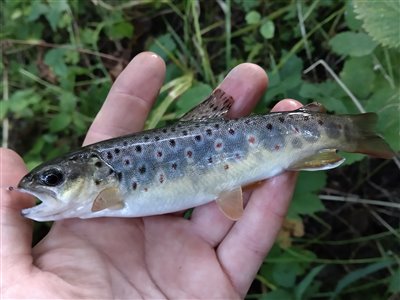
xmin=295 ymin=265 xmax=325 ymax=300
xmin=245 ymin=11 xmax=261 ymax=24
xmin=340 ymin=56 xmax=376 ymax=99
xmin=260 ymin=289 xmax=294 ymax=300
xmin=389 ymin=268 xmax=400 ymax=293
xmin=108 ymin=22 xmax=134 ymax=39
xmin=354 ymin=0 xmax=400 ymax=49
xmin=49 ymin=113 xmax=72 ymax=132
xmin=59 ymin=92 xmax=77 ymax=112
xmin=44 ymin=48 xmax=68 ymax=78
xmin=176 ymin=83 xmax=212 ymax=116
xmin=46 ymin=0 xmax=69 ymax=31
xmin=345 ymin=0 xmax=362 ymax=30
xmin=331 ymin=261 xmax=394 ymax=299
xmin=260 ymin=20 xmax=275 ymax=39
xmin=272 ymin=261 xmax=302 ymax=288
xmin=288 ymin=172 xmax=326 ymax=219
xmin=329 ymin=32 xmax=378 ymax=57
xmin=27 ymin=2 xmax=48 ymax=21
xmin=149 ymin=33 xmax=177 ymax=60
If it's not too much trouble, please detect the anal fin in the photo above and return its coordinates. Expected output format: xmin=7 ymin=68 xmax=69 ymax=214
xmin=216 ymin=187 xmax=243 ymax=220
xmin=289 ymin=150 xmax=345 ymax=171
xmin=91 ymin=187 xmax=124 ymax=212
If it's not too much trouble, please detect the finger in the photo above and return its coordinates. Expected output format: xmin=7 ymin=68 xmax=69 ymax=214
xmin=216 ymin=99 xmax=302 ymax=296
xmin=84 ymin=52 xmax=166 ymax=145
xmin=190 ymin=63 xmax=268 ymax=246
xmin=0 ymin=148 xmax=35 ymax=273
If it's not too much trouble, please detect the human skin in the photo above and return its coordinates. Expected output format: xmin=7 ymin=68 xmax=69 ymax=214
xmin=1 ymin=52 xmax=301 ymax=299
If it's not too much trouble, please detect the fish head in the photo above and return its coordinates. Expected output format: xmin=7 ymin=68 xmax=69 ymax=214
xmin=18 ymin=150 xmax=118 ymax=221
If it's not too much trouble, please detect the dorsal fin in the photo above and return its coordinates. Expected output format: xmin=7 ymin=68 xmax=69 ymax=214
xmin=296 ymin=102 xmax=326 ymax=113
xmin=179 ymin=89 xmax=234 ymax=121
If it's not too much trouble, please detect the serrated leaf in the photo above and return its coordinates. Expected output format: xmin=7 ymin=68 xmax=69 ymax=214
xmin=49 ymin=113 xmax=71 ymax=132
xmin=245 ymin=11 xmax=261 ymax=24
xmin=354 ymin=0 xmax=400 ymax=49
xmin=345 ymin=0 xmax=362 ymax=30
xmin=44 ymin=48 xmax=68 ymax=78
xmin=260 ymin=20 xmax=275 ymax=39
xmin=288 ymin=172 xmax=326 ymax=219
xmin=329 ymin=32 xmax=378 ymax=57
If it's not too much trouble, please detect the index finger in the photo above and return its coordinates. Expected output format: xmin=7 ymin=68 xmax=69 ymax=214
xmin=84 ymin=52 xmax=166 ymax=146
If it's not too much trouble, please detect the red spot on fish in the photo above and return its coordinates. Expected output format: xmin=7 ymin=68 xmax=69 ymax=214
xmin=157 ymin=151 xmax=163 ymax=158
xmin=275 ymin=144 xmax=280 ymax=151
xmin=224 ymin=164 xmax=229 ymax=170
xmin=248 ymin=136 xmax=256 ymax=144
xmin=216 ymin=142 xmax=223 ymax=148
xmin=187 ymin=150 xmax=193 ymax=158
xmin=159 ymin=174 xmax=164 ymax=184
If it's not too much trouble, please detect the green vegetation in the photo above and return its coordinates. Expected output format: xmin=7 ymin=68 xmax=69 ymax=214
xmin=1 ymin=0 xmax=399 ymax=299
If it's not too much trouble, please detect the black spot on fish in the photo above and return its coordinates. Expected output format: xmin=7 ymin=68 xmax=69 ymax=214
xmin=304 ymin=116 xmax=310 ymax=121
xmin=159 ymin=174 xmax=165 ymax=184
xmin=228 ymin=128 xmax=235 ymax=135
xmin=155 ymin=136 xmax=160 ymax=141
xmin=162 ymin=128 xmax=167 ymax=133
xmin=108 ymin=169 xmax=114 ymax=175
xmin=135 ymin=145 xmax=142 ymax=153
xmin=195 ymin=135 xmax=202 ymax=142
xmin=171 ymin=163 xmax=177 ymax=170
xmin=224 ymin=164 xmax=229 ymax=170
xmin=139 ymin=165 xmax=146 ymax=174
xmin=244 ymin=119 xmax=251 ymax=125
xmin=156 ymin=150 xmax=163 ymax=158
xmin=117 ymin=172 xmax=122 ymax=181
xmin=266 ymin=123 xmax=273 ymax=130
xmin=182 ymin=130 xmax=188 ymax=136
xmin=95 ymin=161 xmax=102 ymax=168
xmin=171 ymin=127 xmax=176 ymax=132
xmin=125 ymin=159 xmax=130 ymax=165
xmin=144 ymin=136 xmax=149 ymax=141
xmin=318 ymin=119 xmax=324 ymax=126
xmin=106 ymin=152 xmax=113 ymax=160
xmin=214 ymin=124 xmax=220 ymax=129
xmin=206 ymin=129 xmax=212 ymax=136
xmin=95 ymin=179 xmax=101 ymax=185
xmin=279 ymin=116 xmax=285 ymax=123
xmin=195 ymin=123 xmax=200 ymax=128
xmin=213 ymin=107 xmax=218 ymax=111
xmin=208 ymin=157 xmax=213 ymax=164
xmin=132 ymin=182 xmax=137 ymax=190
xmin=123 ymin=141 xmax=128 ymax=146
xmin=114 ymin=148 xmax=120 ymax=154
xmin=186 ymin=150 xmax=193 ymax=158
xmin=169 ymin=139 xmax=176 ymax=147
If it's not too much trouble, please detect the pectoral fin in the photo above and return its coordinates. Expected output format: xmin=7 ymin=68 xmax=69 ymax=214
xmin=216 ymin=187 xmax=243 ymax=220
xmin=91 ymin=187 xmax=124 ymax=212
xmin=179 ymin=89 xmax=234 ymax=121
xmin=289 ymin=150 xmax=345 ymax=171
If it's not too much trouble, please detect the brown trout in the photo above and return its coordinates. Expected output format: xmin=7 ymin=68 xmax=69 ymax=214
xmin=17 ymin=89 xmax=394 ymax=221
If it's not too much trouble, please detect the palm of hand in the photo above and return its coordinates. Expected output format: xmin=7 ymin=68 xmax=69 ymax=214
xmin=2 ymin=52 xmax=299 ymax=298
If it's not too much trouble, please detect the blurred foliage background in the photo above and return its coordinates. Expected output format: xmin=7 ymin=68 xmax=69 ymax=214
xmin=1 ymin=0 xmax=399 ymax=299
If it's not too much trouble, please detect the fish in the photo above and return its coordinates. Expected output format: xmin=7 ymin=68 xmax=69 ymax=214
xmin=16 ymin=89 xmax=394 ymax=221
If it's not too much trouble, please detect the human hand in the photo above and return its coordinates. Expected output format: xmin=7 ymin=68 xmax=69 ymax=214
xmin=1 ymin=52 xmax=300 ymax=298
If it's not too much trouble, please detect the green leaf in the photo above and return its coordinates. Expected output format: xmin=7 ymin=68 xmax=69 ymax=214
xmin=260 ymin=20 xmax=275 ymax=39
xmin=345 ymin=0 xmax=362 ymax=30
xmin=354 ymin=0 xmax=400 ymax=49
xmin=389 ymin=268 xmax=400 ymax=293
xmin=59 ymin=92 xmax=77 ymax=112
xmin=295 ymin=265 xmax=325 ymax=300
xmin=331 ymin=261 xmax=393 ymax=299
xmin=260 ymin=289 xmax=294 ymax=300
xmin=44 ymin=48 xmax=68 ymax=78
xmin=27 ymin=1 xmax=48 ymax=21
xmin=288 ymin=172 xmax=326 ymax=219
xmin=340 ymin=56 xmax=376 ymax=99
xmin=176 ymin=83 xmax=212 ymax=116
xmin=245 ymin=11 xmax=261 ymax=24
xmin=49 ymin=113 xmax=72 ymax=132
xmin=272 ymin=261 xmax=302 ymax=288
xmin=329 ymin=32 xmax=378 ymax=57
xmin=108 ymin=21 xmax=134 ymax=39
xmin=149 ymin=33 xmax=177 ymax=60
xmin=46 ymin=0 xmax=69 ymax=31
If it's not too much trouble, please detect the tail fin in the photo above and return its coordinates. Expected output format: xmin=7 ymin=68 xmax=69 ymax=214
xmin=347 ymin=113 xmax=395 ymax=159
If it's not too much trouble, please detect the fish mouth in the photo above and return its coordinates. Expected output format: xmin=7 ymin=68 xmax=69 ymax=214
xmin=18 ymin=188 xmax=80 ymax=222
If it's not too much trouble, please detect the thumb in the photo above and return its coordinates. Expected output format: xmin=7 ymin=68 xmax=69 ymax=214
xmin=0 ymin=148 xmax=34 ymax=272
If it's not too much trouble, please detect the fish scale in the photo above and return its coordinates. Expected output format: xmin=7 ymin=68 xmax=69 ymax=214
xmin=17 ymin=89 xmax=394 ymax=221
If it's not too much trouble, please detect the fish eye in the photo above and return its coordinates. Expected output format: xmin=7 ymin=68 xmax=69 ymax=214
xmin=39 ymin=169 xmax=64 ymax=187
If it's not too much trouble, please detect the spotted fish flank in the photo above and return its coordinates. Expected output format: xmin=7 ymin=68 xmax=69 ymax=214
xmin=17 ymin=89 xmax=394 ymax=221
